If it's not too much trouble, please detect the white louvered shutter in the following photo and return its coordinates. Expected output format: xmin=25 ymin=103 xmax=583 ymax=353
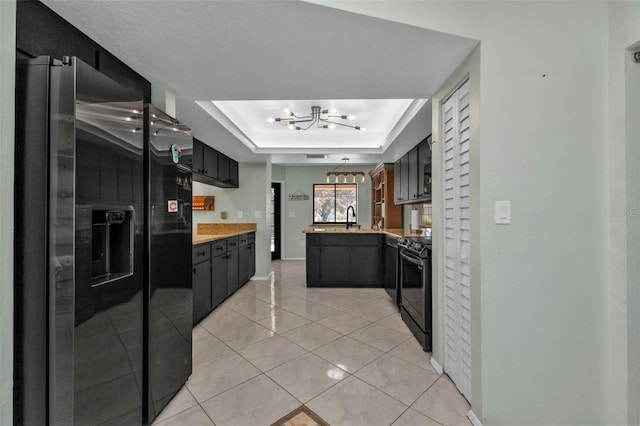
xmin=442 ymin=78 xmax=472 ymax=400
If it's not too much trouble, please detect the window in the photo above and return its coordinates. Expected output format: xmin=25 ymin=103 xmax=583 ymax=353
xmin=313 ymin=183 xmax=357 ymax=224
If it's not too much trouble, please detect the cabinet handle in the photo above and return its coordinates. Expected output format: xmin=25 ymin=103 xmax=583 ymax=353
xmin=197 ymin=251 xmax=205 ymax=257
xmin=193 ymin=268 xmax=197 ymax=273
xmin=215 ymin=246 xmax=223 ymax=251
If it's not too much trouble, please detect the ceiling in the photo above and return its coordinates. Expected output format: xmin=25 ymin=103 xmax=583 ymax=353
xmin=41 ymin=0 xmax=477 ymax=165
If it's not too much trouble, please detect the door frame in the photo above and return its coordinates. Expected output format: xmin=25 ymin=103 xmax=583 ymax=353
xmin=271 ymin=181 xmax=284 ymax=260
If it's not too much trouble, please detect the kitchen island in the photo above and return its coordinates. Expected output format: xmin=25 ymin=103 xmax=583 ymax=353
xmin=304 ymin=228 xmax=412 ymax=287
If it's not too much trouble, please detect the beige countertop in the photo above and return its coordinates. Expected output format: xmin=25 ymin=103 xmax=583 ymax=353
xmin=303 ymin=227 xmax=422 ymax=239
xmin=193 ymin=230 xmax=254 ymax=245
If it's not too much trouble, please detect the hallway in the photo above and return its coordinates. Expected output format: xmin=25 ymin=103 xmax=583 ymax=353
xmin=153 ymin=260 xmax=471 ymax=426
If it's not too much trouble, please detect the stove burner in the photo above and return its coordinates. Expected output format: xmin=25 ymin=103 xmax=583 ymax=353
xmin=397 ymin=236 xmax=432 ymax=258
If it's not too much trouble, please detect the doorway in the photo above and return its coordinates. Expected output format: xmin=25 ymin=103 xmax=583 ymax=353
xmin=271 ymin=182 xmax=282 ymax=260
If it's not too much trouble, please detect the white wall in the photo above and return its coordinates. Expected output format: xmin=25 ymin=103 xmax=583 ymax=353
xmin=0 ymin=0 xmax=15 ymax=422
xmin=192 ymin=163 xmax=272 ymax=279
xmin=312 ymin=1 xmax=611 ymax=424
xmin=279 ymin=165 xmax=374 ymax=259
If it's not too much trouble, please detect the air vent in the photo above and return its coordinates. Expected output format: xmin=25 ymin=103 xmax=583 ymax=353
xmin=306 ymin=154 xmax=327 ymax=159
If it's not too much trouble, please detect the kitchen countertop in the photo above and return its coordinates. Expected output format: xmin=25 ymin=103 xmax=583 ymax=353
xmin=193 ymin=230 xmax=254 ymax=245
xmin=303 ymin=227 xmax=423 ymax=239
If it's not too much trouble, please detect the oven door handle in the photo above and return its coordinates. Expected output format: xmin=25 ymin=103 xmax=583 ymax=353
xmin=400 ymin=251 xmax=423 ymax=270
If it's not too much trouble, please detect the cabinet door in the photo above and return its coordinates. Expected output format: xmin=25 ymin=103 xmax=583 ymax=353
xmin=239 ymin=245 xmax=251 ymax=285
xmin=192 ymin=260 xmax=212 ymax=324
xmin=394 ymin=159 xmax=402 ymax=204
xmin=218 ymin=154 xmax=230 ymax=183
xmin=203 ymin=145 xmax=218 ymax=179
xmin=250 ymin=244 xmax=255 ymax=277
xmin=229 ymin=160 xmax=239 ymax=187
xmin=226 ymin=249 xmax=239 ymax=296
xmin=417 ymin=138 xmax=431 ymax=200
xmin=211 ymin=254 xmax=227 ymax=308
xmin=192 ymin=138 xmax=205 ymax=175
xmin=400 ymin=154 xmax=409 ymax=202
xmin=350 ymin=245 xmax=383 ymax=284
xmin=320 ymin=246 xmax=350 ymax=283
xmin=408 ymin=145 xmax=418 ymax=201
xmin=306 ymin=246 xmax=321 ymax=284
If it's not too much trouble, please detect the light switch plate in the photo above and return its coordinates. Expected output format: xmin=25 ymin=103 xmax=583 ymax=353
xmin=237 ymin=210 xmax=243 ymax=219
xmin=289 ymin=211 xmax=295 ymax=217
xmin=495 ymin=200 xmax=511 ymax=224
xmin=254 ymin=211 xmax=262 ymax=219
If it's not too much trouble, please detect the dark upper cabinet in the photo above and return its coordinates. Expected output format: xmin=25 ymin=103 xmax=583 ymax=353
xmin=400 ymin=154 xmax=409 ymax=202
xmin=203 ymin=145 xmax=218 ymax=179
xmin=417 ymin=137 xmax=432 ymax=201
xmin=229 ymin=160 xmax=239 ymax=187
xmin=192 ymin=139 xmax=203 ymax=174
xmin=192 ymin=140 xmax=238 ymax=188
xmin=394 ymin=159 xmax=402 ymax=204
xmin=218 ymin=154 xmax=230 ymax=183
xmin=394 ymin=134 xmax=433 ymax=205
xmin=408 ymin=145 xmax=419 ymax=201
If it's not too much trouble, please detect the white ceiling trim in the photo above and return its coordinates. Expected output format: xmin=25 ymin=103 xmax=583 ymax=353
xmin=379 ymin=98 xmax=429 ymax=151
xmin=196 ymin=98 xmax=427 ymax=155
xmin=195 ymin=100 xmax=255 ymax=150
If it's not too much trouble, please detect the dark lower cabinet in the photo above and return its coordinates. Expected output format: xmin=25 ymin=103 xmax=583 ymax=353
xmin=320 ymin=246 xmax=351 ymax=283
xmin=226 ymin=249 xmax=239 ymax=296
xmin=192 ymin=260 xmax=212 ymax=324
xmin=306 ymin=233 xmax=384 ymax=287
xmin=239 ymin=244 xmax=253 ymax=285
xmin=211 ymin=254 xmax=227 ymax=308
xmin=192 ymin=232 xmax=254 ymax=325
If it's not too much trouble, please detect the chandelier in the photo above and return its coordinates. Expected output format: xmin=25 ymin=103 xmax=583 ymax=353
xmin=267 ymin=106 xmax=366 ymax=131
xmin=325 ymin=158 xmax=366 ymax=183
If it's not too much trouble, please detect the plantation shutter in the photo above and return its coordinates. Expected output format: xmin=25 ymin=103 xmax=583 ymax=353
xmin=442 ymin=78 xmax=472 ymax=400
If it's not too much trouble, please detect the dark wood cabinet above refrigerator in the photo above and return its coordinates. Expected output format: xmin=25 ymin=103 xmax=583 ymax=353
xmin=192 ymin=138 xmax=239 ymax=188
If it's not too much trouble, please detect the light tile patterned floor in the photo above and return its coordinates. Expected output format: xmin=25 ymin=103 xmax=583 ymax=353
xmin=153 ymin=260 xmax=471 ymax=426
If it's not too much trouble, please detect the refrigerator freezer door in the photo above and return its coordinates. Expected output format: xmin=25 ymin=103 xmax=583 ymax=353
xmin=144 ymin=104 xmax=193 ymax=424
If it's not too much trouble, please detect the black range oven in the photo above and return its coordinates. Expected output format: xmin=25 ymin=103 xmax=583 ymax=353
xmin=398 ymin=237 xmax=432 ymax=352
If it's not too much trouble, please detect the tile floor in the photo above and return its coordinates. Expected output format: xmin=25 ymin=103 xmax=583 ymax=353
xmin=153 ymin=260 xmax=471 ymax=426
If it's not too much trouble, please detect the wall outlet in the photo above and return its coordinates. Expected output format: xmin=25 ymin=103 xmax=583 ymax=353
xmin=237 ymin=210 xmax=243 ymax=219
xmin=254 ymin=211 xmax=262 ymax=219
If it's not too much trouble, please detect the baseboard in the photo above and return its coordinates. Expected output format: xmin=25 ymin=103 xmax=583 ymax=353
xmin=280 ymin=257 xmax=305 ymax=261
xmin=468 ymin=409 xmax=482 ymax=426
xmin=430 ymin=357 xmax=444 ymax=375
xmin=250 ymin=272 xmax=272 ymax=281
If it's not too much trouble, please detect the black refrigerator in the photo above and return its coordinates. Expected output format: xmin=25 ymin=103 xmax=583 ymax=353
xmin=143 ymin=104 xmax=193 ymax=425
xmin=14 ymin=56 xmax=192 ymax=426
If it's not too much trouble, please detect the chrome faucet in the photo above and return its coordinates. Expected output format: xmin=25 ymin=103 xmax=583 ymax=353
xmin=346 ymin=205 xmax=356 ymax=229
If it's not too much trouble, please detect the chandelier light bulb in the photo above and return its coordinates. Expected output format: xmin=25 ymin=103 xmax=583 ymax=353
xmin=288 ymin=124 xmax=295 ymax=130
xmin=283 ymin=107 xmax=292 ymax=116
xmin=347 ymin=115 xmax=356 ymax=120
xmin=266 ymin=117 xmax=275 ymax=123
xmin=328 ymin=123 xmax=336 ymax=129
xmin=327 ymin=108 xmax=337 ymax=114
